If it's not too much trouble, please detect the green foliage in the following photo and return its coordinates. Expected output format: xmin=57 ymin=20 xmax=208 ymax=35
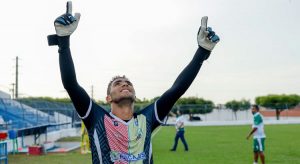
xmin=175 ymin=97 xmax=214 ymax=115
xmin=134 ymin=96 xmax=215 ymax=114
xmin=95 ymin=100 xmax=107 ymax=105
xmin=18 ymin=96 xmax=215 ymax=115
xmin=150 ymin=96 xmax=160 ymax=103
xmin=19 ymin=97 xmax=72 ymax=103
xmin=255 ymin=94 xmax=300 ymax=110
xmin=225 ymin=99 xmax=250 ymax=120
xmin=135 ymin=97 xmax=151 ymax=104
xmin=175 ymin=97 xmax=212 ymax=105
xmin=255 ymin=94 xmax=300 ymax=120
xmin=225 ymin=99 xmax=251 ymax=112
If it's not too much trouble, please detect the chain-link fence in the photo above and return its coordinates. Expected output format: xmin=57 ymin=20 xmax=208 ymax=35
xmin=0 ymin=98 xmax=299 ymax=131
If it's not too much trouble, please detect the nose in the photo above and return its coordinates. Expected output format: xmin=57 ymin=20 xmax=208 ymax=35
xmin=121 ymin=82 xmax=128 ymax=87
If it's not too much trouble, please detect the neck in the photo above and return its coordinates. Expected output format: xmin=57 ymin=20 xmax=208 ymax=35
xmin=111 ymin=101 xmax=134 ymax=120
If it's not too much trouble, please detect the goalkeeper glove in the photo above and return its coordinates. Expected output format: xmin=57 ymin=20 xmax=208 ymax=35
xmin=54 ymin=1 xmax=81 ymax=36
xmin=47 ymin=1 xmax=80 ymax=46
xmin=197 ymin=16 xmax=220 ymax=51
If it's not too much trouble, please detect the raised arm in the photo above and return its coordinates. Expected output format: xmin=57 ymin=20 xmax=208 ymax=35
xmin=58 ymin=36 xmax=91 ymax=118
xmin=48 ymin=2 xmax=90 ymax=117
xmin=156 ymin=16 xmax=220 ymax=121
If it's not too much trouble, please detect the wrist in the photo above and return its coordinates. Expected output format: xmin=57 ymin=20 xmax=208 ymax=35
xmin=197 ymin=46 xmax=211 ymax=61
xmin=198 ymin=46 xmax=211 ymax=53
xmin=57 ymin=36 xmax=70 ymax=49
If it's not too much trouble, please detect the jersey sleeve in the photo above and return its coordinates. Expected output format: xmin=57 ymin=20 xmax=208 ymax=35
xmin=57 ymin=36 xmax=106 ymax=130
xmin=139 ymin=101 xmax=167 ymax=131
xmin=79 ymin=100 xmax=108 ymax=130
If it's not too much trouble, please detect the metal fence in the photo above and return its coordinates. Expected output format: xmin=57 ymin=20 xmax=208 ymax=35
xmin=0 ymin=98 xmax=299 ymax=131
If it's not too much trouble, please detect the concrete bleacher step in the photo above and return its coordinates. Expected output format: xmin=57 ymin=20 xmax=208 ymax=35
xmin=16 ymin=142 xmax=80 ymax=154
xmin=0 ymin=98 xmax=58 ymax=129
xmin=47 ymin=142 xmax=80 ymax=153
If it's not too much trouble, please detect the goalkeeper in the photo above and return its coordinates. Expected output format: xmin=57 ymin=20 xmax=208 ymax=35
xmin=48 ymin=1 xmax=219 ymax=163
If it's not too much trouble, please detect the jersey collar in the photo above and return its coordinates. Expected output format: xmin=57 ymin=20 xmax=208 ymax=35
xmin=109 ymin=112 xmax=134 ymax=126
xmin=254 ymin=112 xmax=260 ymax=117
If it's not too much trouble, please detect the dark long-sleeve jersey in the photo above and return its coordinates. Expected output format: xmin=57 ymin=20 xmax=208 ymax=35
xmin=57 ymin=36 xmax=210 ymax=164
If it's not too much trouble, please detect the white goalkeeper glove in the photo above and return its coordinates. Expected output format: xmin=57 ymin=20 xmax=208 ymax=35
xmin=197 ymin=16 xmax=220 ymax=51
xmin=54 ymin=1 xmax=81 ymax=36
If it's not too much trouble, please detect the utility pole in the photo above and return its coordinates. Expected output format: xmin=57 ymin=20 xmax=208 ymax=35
xmin=10 ymin=83 xmax=15 ymax=99
xmin=15 ymin=56 xmax=19 ymax=99
xmin=91 ymin=85 xmax=94 ymax=100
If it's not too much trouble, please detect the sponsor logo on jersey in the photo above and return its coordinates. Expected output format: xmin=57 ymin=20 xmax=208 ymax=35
xmin=110 ymin=151 xmax=146 ymax=162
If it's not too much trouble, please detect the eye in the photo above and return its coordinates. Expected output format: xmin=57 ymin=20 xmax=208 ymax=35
xmin=113 ymin=81 xmax=121 ymax=86
xmin=126 ymin=81 xmax=133 ymax=86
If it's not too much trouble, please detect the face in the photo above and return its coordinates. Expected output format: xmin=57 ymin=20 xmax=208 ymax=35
xmin=106 ymin=78 xmax=136 ymax=103
xmin=251 ymin=107 xmax=258 ymax=115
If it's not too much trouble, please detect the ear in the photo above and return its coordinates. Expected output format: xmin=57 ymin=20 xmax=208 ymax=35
xmin=106 ymin=95 xmax=112 ymax=103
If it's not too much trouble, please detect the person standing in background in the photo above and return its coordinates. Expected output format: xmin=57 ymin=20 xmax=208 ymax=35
xmin=170 ymin=110 xmax=189 ymax=151
xmin=247 ymin=105 xmax=266 ymax=164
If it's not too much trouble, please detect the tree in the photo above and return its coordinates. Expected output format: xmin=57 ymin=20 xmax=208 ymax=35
xmin=255 ymin=94 xmax=300 ymax=120
xmin=225 ymin=99 xmax=251 ymax=120
xmin=175 ymin=97 xmax=214 ymax=120
xmin=19 ymin=96 xmax=72 ymax=103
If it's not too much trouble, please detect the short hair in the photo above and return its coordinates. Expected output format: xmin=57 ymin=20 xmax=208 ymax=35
xmin=106 ymin=75 xmax=130 ymax=95
xmin=252 ymin=104 xmax=260 ymax=111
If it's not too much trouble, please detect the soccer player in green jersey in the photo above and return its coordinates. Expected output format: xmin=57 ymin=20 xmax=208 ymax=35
xmin=247 ymin=105 xmax=266 ymax=164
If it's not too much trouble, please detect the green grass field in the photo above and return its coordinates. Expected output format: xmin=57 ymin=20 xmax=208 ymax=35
xmin=8 ymin=124 xmax=300 ymax=164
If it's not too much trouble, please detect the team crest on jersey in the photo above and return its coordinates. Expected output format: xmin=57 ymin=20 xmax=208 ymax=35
xmin=136 ymin=128 xmax=143 ymax=141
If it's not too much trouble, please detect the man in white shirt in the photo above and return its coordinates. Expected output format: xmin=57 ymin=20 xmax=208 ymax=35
xmin=170 ymin=110 xmax=189 ymax=151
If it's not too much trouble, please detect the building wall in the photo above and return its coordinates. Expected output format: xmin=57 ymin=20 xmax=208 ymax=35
xmin=5 ymin=128 xmax=80 ymax=153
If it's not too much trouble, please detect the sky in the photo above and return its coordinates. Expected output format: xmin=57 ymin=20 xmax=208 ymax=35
xmin=0 ymin=0 xmax=299 ymax=104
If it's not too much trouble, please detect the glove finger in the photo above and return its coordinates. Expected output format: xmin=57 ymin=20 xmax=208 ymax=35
xmin=66 ymin=13 xmax=77 ymax=22
xmin=57 ymin=14 xmax=76 ymax=26
xmin=198 ymin=28 xmax=209 ymax=38
xmin=207 ymin=27 xmax=212 ymax=32
xmin=74 ymin=13 xmax=81 ymax=22
xmin=63 ymin=15 xmax=72 ymax=25
xmin=55 ymin=16 xmax=70 ymax=26
xmin=207 ymin=30 xmax=215 ymax=39
xmin=201 ymin=16 xmax=208 ymax=30
xmin=210 ymin=35 xmax=220 ymax=43
xmin=197 ymin=27 xmax=201 ymax=37
xmin=66 ymin=1 xmax=72 ymax=14
xmin=206 ymin=27 xmax=219 ymax=42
